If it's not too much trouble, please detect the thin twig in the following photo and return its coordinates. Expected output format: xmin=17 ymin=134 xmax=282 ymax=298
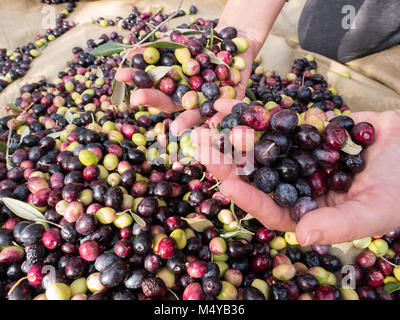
xmin=263 ymin=142 xmax=276 ymax=156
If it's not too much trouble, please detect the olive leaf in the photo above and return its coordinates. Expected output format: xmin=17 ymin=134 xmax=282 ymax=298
xmin=246 ymin=88 xmax=257 ymax=101
xmin=46 ymin=131 xmax=62 ymax=139
xmin=175 ymin=67 xmax=191 ymax=89
xmin=18 ymin=127 xmax=30 ymax=147
xmin=89 ymin=42 xmax=130 ymax=57
xmin=164 ymin=29 xmax=203 ymax=36
xmin=202 ymin=48 xmax=229 ymax=67
xmin=181 ymin=217 xmax=214 ymax=232
xmin=111 ymin=80 xmax=126 ymax=106
xmin=240 ymin=213 xmax=254 ymax=222
xmin=131 ymin=212 xmax=147 ymax=227
xmin=5 ymin=129 xmax=13 ymax=170
xmin=124 ymin=84 xmax=131 ymax=106
xmin=147 ymin=66 xmax=173 ymax=82
xmin=210 ymin=27 xmax=215 ymax=48
xmin=220 ymin=230 xmax=241 ymax=239
xmin=140 ymin=41 xmax=187 ymax=49
xmin=230 ymin=200 xmax=239 ymax=223
xmin=3 ymin=198 xmax=46 ymax=222
xmin=96 ymin=67 xmax=104 ymax=79
xmin=0 ymin=142 xmax=7 ymax=153
xmin=64 ymin=110 xmax=74 ymax=124
xmin=7 ymin=104 xmax=21 ymax=111
xmin=381 ymin=282 xmax=400 ymax=297
xmin=341 ymin=134 xmax=362 ymax=155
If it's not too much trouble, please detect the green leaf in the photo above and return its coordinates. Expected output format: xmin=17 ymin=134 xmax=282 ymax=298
xmin=181 ymin=217 xmax=214 ymax=232
xmin=46 ymin=131 xmax=62 ymax=139
xmin=220 ymin=230 xmax=241 ymax=239
xmin=7 ymin=104 xmax=20 ymax=111
xmin=96 ymin=68 xmax=104 ymax=79
xmin=175 ymin=67 xmax=192 ymax=89
xmin=89 ymin=42 xmax=130 ymax=57
xmin=381 ymin=282 xmax=400 ymax=297
xmin=209 ymin=27 xmax=214 ymax=50
xmin=216 ymin=123 xmax=222 ymax=132
xmin=64 ymin=110 xmax=74 ymax=124
xmin=202 ymin=48 xmax=229 ymax=67
xmin=246 ymin=88 xmax=257 ymax=101
xmin=0 ymin=142 xmax=7 ymax=152
xmin=230 ymin=201 xmax=239 ymax=223
xmin=147 ymin=66 xmax=173 ymax=82
xmin=131 ymin=212 xmax=147 ymax=227
xmin=341 ymin=134 xmax=362 ymax=155
xmin=141 ymin=41 xmax=187 ymax=49
xmin=111 ymin=80 xmax=126 ymax=105
xmin=124 ymin=84 xmax=131 ymax=105
xmin=2 ymin=198 xmax=46 ymax=222
xmin=18 ymin=127 xmax=30 ymax=146
xmin=164 ymin=29 xmax=203 ymax=36
xmin=240 ymin=213 xmax=254 ymax=222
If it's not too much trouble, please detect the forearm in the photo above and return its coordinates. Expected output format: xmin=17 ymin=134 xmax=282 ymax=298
xmin=217 ymin=0 xmax=287 ymax=55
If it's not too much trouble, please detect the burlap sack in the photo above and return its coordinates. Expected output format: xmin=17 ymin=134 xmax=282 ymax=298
xmin=1 ymin=0 xmax=399 ymax=265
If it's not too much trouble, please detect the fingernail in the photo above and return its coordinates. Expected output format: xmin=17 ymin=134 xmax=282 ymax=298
xmin=304 ymin=230 xmax=323 ymax=246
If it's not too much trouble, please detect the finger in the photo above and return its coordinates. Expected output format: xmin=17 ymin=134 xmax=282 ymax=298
xmin=191 ymin=127 xmax=237 ymax=181
xmin=214 ymin=98 xmax=244 ymax=115
xmin=130 ymin=89 xmax=180 ymax=113
xmin=207 ymin=112 xmax=225 ymax=130
xmin=343 ymin=111 xmax=376 ymax=125
xmin=296 ymin=190 xmax=398 ymax=245
xmin=170 ymin=109 xmax=205 ymax=136
xmin=126 ymin=47 xmax=145 ymax=61
xmin=115 ymin=67 xmax=137 ymax=86
xmin=219 ymin=179 xmax=296 ymax=231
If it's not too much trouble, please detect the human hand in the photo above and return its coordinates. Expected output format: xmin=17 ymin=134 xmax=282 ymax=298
xmin=114 ymin=31 xmax=257 ymax=137
xmin=191 ymin=98 xmax=400 ymax=246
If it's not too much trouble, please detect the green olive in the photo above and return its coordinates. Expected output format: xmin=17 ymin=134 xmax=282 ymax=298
xmin=215 ymin=261 xmax=229 ymax=278
xmin=369 ymin=239 xmax=389 ymax=257
xmin=132 ymin=133 xmax=147 ymax=146
xmin=217 ymin=281 xmax=238 ymax=300
xmin=96 ymin=207 xmax=116 ymax=224
xmin=103 ymin=153 xmax=119 ymax=171
xmin=251 ymin=279 xmax=269 ymax=299
xmin=232 ymin=37 xmax=249 ymax=53
xmin=170 ymin=229 xmax=187 ymax=250
xmin=340 ymin=287 xmax=359 ymax=300
xmin=70 ymin=278 xmax=88 ymax=296
xmin=46 ymin=283 xmax=72 ymax=300
xmin=156 ymin=267 xmax=175 ymax=289
xmin=97 ymin=165 xmax=109 ymax=180
xmin=143 ymin=47 xmax=160 ymax=64
xmin=113 ymin=212 xmax=133 ymax=229
xmin=306 ymin=266 xmax=328 ymax=284
xmin=79 ymin=189 xmax=93 ymax=206
xmin=272 ymin=263 xmax=296 ymax=281
xmin=107 ymin=172 xmax=121 ymax=186
xmin=79 ymin=149 xmax=98 ymax=166
xmin=269 ymin=236 xmax=287 ymax=250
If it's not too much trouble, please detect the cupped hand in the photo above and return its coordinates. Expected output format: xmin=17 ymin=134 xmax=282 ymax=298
xmin=191 ymin=98 xmax=400 ymax=246
xmin=115 ymin=29 xmax=257 ymax=137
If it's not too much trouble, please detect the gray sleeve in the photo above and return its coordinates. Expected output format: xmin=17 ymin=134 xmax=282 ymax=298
xmin=298 ymin=0 xmax=400 ymax=63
